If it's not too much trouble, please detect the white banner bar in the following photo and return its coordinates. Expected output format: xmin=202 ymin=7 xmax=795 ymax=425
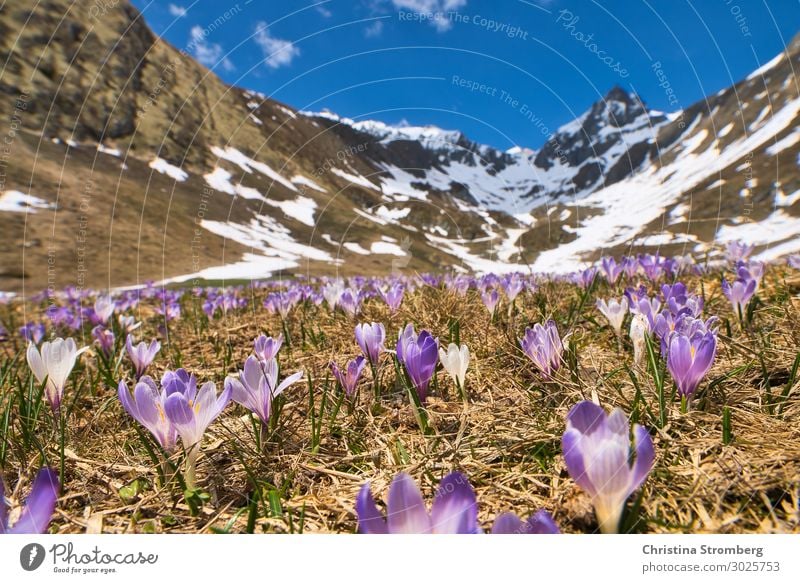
xmin=0 ymin=534 xmax=797 ymax=582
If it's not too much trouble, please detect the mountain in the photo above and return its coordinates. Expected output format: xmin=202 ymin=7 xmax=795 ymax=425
xmin=0 ymin=0 xmax=798 ymax=292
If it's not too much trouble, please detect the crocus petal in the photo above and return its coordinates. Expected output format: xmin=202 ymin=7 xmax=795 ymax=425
xmin=430 ymin=472 xmax=480 ymax=534
xmin=566 ymin=400 xmax=606 ymax=435
xmin=225 ymin=377 xmax=249 ymax=405
xmin=527 ymin=510 xmax=560 ymax=534
xmin=8 ymin=468 xmax=59 ymax=534
xmin=386 ymin=473 xmax=431 ymax=533
xmin=584 ymin=440 xmax=631 ymax=504
xmin=491 ymin=512 xmax=526 ymax=534
xmin=562 ymin=429 xmax=595 ymax=496
xmin=631 ymin=424 xmax=655 ymax=491
xmin=132 ymin=378 xmax=162 ymax=428
xmin=355 ymin=483 xmax=388 ymax=534
xmin=274 ymin=370 xmax=304 ymax=397
xmin=164 ymin=393 xmax=195 ymax=427
xmin=26 ymin=343 xmax=46 ymax=384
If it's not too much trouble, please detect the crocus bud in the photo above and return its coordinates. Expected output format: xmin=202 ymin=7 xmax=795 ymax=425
xmin=481 ymin=289 xmax=500 ymax=316
xmin=438 ymin=343 xmax=470 ymax=389
xmin=126 ymin=335 xmax=161 ymax=379
xmin=596 ymin=297 xmax=629 ymax=337
xmin=355 ymin=322 xmax=386 ymax=366
xmin=331 ymin=356 xmax=366 ymax=397
xmin=26 ymin=338 xmax=88 ymax=411
xmin=629 ymin=314 xmax=649 ymax=366
xmin=520 ymin=321 xmax=564 ymax=377
xmin=93 ymin=295 xmax=115 ymax=325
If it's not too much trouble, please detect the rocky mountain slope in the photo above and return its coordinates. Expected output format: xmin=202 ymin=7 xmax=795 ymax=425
xmin=0 ymin=0 xmax=798 ymax=292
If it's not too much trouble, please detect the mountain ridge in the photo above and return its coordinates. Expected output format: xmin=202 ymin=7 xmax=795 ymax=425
xmin=0 ymin=0 xmax=798 ymax=292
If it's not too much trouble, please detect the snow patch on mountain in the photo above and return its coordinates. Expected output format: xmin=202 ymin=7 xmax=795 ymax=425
xmin=264 ymin=195 xmax=318 ymax=227
xmin=0 ymin=190 xmax=53 ymax=213
xmin=210 ymin=146 xmax=298 ymax=192
xmin=149 ymin=157 xmax=187 ymax=181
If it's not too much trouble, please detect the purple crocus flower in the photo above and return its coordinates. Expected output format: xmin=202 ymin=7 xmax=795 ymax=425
xmin=126 ymin=335 xmax=161 ymax=379
xmin=92 ymin=295 xmax=115 ymax=325
xmin=740 ymin=260 xmax=764 ymax=285
xmin=666 ymin=329 xmax=717 ymax=400
xmin=355 ymin=472 xmax=481 ymax=534
xmin=577 ymin=267 xmax=598 ymax=289
xmin=481 ymin=289 xmax=500 ymax=316
xmin=639 ymin=253 xmax=665 ymax=282
xmin=491 ymin=509 xmax=560 ymax=534
xmin=253 ymin=334 xmax=283 ymax=361
xmin=92 ymin=325 xmax=115 ymax=358
xmin=562 ymin=401 xmax=655 ymax=533
xmin=265 ymin=290 xmax=300 ymax=319
xmin=162 ymin=369 xmax=231 ymax=449
xmin=19 ymin=322 xmax=46 ymax=345
xmin=621 ymin=256 xmax=639 ymax=279
xmin=379 ymin=284 xmax=405 ymax=312
xmin=355 ymin=322 xmax=386 ymax=365
xmin=338 ymin=288 xmax=362 ymax=317
xmin=118 ymin=376 xmax=178 ymax=452
xmin=520 ymin=320 xmax=564 ymax=377
xmin=396 ymin=324 xmax=439 ymax=402
xmin=449 ymin=275 xmax=471 ymax=297
xmin=626 ymin=290 xmax=661 ymax=331
xmin=502 ymin=275 xmax=525 ymax=302
xmin=225 ymin=356 xmax=303 ymax=425
xmin=726 ymin=240 xmax=754 ymax=263
xmin=789 ymin=255 xmax=800 ymax=269
xmin=721 ymin=274 xmax=757 ymax=317
xmin=652 ymin=311 xmax=680 ymax=356
xmin=331 ymin=356 xmax=366 ymax=397
xmin=149 ymin=369 xmax=231 ymax=486
xmin=660 ymin=283 xmax=704 ymax=318
xmin=202 ymin=297 xmax=220 ymax=319
xmin=0 ymin=468 xmax=59 ymax=534
xmin=600 ymin=256 xmax=623 ymax=284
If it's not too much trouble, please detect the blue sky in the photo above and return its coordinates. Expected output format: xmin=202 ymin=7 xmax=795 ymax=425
xmin=130 ymin=0 xmax=800 ymax=150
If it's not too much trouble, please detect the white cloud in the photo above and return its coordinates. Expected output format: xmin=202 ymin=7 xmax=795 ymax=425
xmin=316 ymin=5 xmax=333 ymax=18
xmin=253 ymin=21 xmax=300 ymax=69
xmin=168 ymin=3 xmax=187 ymax=17
xmin=189 ymin=26 xmax=235 ymax=71
xmin=364 ymin=20 xmax=384 ymax=38
xmin=391 ymin=0 xmax=467 ymax=32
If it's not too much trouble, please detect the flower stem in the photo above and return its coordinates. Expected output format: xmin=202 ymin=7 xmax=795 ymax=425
xmin=184 ymin=444 xmax=200 ymax=489
xmin=58 ymin=407 xmax=65 ymax=494
xmin=370 ymin=361 xmax=381 ymax=399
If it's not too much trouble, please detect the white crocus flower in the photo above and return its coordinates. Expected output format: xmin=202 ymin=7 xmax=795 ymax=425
xmin=118 ymin=314 xmax=141 ymax=333
xmin=27 ymin=338 xmax=88 ymax=411
xmin=322 ymin=282 xmax=344 ymax=311
xmin=596 ymin=297 xmax=629 ymax=337
xmin=438 ymin=343 xmax=470 ymax=390
xmin=93 ymin=295 xmax=115 ymax=324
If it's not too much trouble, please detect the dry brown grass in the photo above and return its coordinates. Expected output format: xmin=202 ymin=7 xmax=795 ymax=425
xmin=1 ymin=266 xmax=799 ymax=534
